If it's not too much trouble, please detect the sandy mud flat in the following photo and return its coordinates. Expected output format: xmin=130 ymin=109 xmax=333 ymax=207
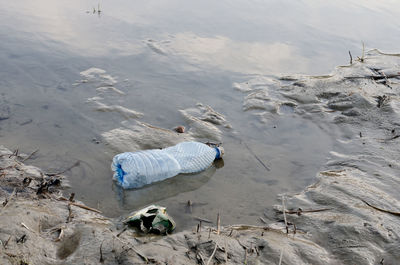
xmin=1 ymin=50 xmax=400 ymax=264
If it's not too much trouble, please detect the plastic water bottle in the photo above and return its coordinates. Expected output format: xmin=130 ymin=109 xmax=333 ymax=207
xmin=112 ymin=141 xmax=224 ymax=189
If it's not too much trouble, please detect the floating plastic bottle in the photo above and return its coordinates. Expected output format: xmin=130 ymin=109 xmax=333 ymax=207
xmin=112 ymin=141 xmax=224 ymax=189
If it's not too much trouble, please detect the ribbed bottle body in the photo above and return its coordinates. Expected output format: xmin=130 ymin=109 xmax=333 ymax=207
xmin=112 ymin=142 xmax=219 ymax=189
xmin=164 ymin=142 xmax=217 ymax=174
xmin=112 ymin=150 xmax=181 ymax=189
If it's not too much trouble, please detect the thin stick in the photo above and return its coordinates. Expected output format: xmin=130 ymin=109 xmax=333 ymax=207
xmin=21 ymin=222 xmax=36 ymax=233
xmin=278 ymin=208 xmax=331 ymax=215
xmin=2 ymin=188 xmax=16 ymax=209
xmin=282 ymin=195 xmax=288 ymax=234
xmin=69 ymin=202 xmax=102 ymax=213
xmin=259 ymin=217 xmax=267 ymax=224
xmin=227 ymin=224 xmax=268 ymax=231
xmin=99 ymin=240 xmax=105 ymax=263
xmin=193 ymin=216 xmax=212 ymax=224
xmin=226 ymin=224 xmax=304 ymax=234
xmin=9 ymin=149 xmax=19 ymax=158
xmin=67 ymin=204 xmax=73 ymax=223
xmin=206 ymin=242 xmax=218 ymax=265
xmin=127 ymin=247 xmax=148 ymax=263
xmin=243 ymin=142 xmax=270 ymax=171
xmin=278 ymin=248 xmax=283 ymax=265
xmin=142 ymin=122 xmax=173 ymax=133
xmin=187 ymin=200 xmax=193 ymax=213
xmin=344 ymin=74 xmax=400 ymax=80
xmin=362 ymin=199 xmax=400 ymax=216
xmin=224 ymin=239 xmax=228 ymax=262
xmin=255 ymin=245 xmax=260 ymax=256
xmin=112 ymin=234 xmax=150 ymax=263
xmin=22 ymin=149 xmax=39 ymax=162
xmin=196 ymin=252 xmax=205 ymax=264
xmin=116 ymin=227 xmax=127 ymax=237
xmin=217 ymin=212 xmax=220 ymax=235
xmin=4 ymin=235 xmax=11 ymax=249
xmin=361 ymin=41 xmax=365 ymax=61
xmin=235 ymin=238 xmax=247 ymax=250
xmin=348 ymin=51 xmax=353 ymax=64
xmin=46 ymin=161 xmax=80 ymax=176
xmin=16 ymin=234 xmax=26 ymax=244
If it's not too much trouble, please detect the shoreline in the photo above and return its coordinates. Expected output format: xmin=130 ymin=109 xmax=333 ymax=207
xmin=1 ymin=50 xmax=400 ymax=264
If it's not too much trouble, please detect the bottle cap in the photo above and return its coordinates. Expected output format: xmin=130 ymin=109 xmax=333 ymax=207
xmin=215 ymin=146 xmax=224 ymax=159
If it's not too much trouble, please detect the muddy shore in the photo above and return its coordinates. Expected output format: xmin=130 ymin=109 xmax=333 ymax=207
xmin=1 ymin=50 xmax=400 ymax=264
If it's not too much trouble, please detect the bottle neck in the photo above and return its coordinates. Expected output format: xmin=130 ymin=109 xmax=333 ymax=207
xmin=215 ymin=147 xmax=221 ymax=159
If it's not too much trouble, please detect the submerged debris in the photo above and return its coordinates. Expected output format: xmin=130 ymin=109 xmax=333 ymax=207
xmin=36 ymin=178 xmax=61 ymax=196
xmin=376 ymin=95 xmax=388 ymax=108
xmin=174 ymin=125 xmax=185 ymax=133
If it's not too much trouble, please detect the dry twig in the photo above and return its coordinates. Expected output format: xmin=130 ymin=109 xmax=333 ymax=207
xmin=56 ymin=197 xmax=102 ymax=213
xmin=193 ymin=216 xmax=212 ymax=224
xmin=282 ymin=196 xmax=288 ymax=234
xmin=243 ymin=142 xmax=270 ymax=171
xmin=100 ymin=240 xmax=105 ymax=263
xmin=2 ymin=188 xmax=16 ymax=208
xmin=206 ymin=241 xmax=218 ymax=265
xmin=4 ymin=235 xmax=12 ymax=248
xmin=67 ymin=204 xmax=73 ymax=223
xmin=224 ymin=239 xmax=228 ymax=262
xmin=349 ymin=51 xmax=353 ymax=64
xmin=46 ymin=161 xmax=80 ymax=176
xmin=277 ymin=207 xmax=331 ymax=216
xmin=217 ymin=212 xmax=221 ymax=235
xmin=21 ymin=149 xmax=39 ymax=162
xmin=259 ymin=217 xmax=267 ymax=224
xmin=362 ymin=199 xmax=400 ymax=216
xmin=278 ymin=248 xmax=283 ymax=265
xmin=9 ymin=149 xmax=19 ymax=158
xmin=116 ymin=227 xmax=128 ymax=237
xmin=111 ymin=229 xmax=155 ymax=263
xmin=70 ymin=202 xmax=102 ymax=213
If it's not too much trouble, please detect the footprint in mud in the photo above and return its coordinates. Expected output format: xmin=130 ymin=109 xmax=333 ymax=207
xmin=56 ymin=230 xmax=82 ymax=259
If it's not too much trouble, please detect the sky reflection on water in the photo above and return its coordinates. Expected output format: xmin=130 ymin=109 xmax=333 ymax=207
xmin=2 ymin=0 xmax=400 ymax=74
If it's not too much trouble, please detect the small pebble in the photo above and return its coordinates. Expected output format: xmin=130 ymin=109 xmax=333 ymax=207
xmin=174 ymin=126 xmax=185 ymax=133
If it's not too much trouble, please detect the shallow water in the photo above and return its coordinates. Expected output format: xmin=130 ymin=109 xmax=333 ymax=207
xmin=1 ymin=0 xmax=400 ymax=230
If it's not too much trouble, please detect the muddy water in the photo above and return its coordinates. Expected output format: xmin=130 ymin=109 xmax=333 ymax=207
xmin=1 ymin=0 xmax=400 ymax=230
